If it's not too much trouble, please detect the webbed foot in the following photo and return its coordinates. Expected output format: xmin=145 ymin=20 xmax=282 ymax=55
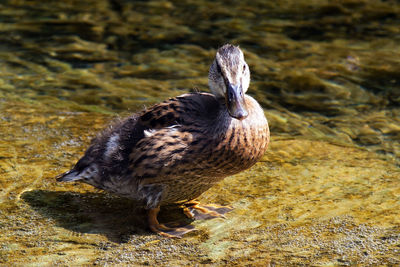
xmin=148 ymin=207 xmax=196 ymax=238
xmin=182 ymin=200 xmax=233 ymax=220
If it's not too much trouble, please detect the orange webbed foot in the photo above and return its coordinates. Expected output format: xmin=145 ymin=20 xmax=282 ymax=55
xmin=182 ymin=200 xmax=233 ymax=220
xmin=148 ymin=207 xmax=196 ymax=238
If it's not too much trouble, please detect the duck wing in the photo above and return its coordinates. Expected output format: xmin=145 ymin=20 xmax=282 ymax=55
xmin=139 ymin=92 xmax=219 ymax=129
xmin=129 ymin=93 xmax=221 ymax=181
xmin=57 ymin=93 xmax=220 ymax=185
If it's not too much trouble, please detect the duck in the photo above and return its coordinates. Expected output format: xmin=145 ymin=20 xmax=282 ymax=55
xmin=57 ymin=44 xmax=270 ymax=237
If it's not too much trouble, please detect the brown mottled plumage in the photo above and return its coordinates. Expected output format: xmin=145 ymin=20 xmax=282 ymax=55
xmin=57 ymin=44 xmax=270 ymax=237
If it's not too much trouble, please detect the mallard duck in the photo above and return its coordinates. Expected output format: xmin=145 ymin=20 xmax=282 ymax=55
xmin=57 ymin=44 xmax=270 ymax=237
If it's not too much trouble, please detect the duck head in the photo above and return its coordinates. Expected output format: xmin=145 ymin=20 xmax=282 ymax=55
xmin=209 ymin=44 xmax=250 ymax=120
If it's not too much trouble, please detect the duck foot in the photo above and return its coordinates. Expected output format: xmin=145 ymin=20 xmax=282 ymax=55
xmin=148 ymin=207 xmax=196 ymax=238
xmin=182 ymin=200 xmax=233 ymax=220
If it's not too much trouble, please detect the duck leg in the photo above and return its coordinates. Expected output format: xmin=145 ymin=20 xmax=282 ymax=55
xmin=148 ymin=206 xmax=195 ymax=238
xmin=182 ymin=200 xmax=233 ymax=220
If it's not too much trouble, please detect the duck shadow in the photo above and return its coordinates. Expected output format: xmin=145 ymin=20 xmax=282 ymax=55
xmin=21 ymin=190 xmax=191 ymax=243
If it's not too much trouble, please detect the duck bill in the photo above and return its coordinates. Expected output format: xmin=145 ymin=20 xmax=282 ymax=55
xmin=226 ymin=83 xmax=248 ymax=120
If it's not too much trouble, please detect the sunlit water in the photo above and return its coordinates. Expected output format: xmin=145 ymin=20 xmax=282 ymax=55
xmin=0 ymin=0 xmax=399 ymax=265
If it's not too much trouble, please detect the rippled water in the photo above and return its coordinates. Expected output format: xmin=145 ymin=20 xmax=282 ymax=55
xmin=1 ymin=0 xmax=399 ymax=265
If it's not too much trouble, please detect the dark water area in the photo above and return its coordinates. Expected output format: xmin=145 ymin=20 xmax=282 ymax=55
xmin=0 ymin=0 xmax=399 ymax=266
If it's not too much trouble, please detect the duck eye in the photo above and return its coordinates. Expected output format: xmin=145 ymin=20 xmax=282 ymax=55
xmin=242 ymin=64 xmax=246 ymax=73
xmin=216 ymin=62 xmax=222 ymax=74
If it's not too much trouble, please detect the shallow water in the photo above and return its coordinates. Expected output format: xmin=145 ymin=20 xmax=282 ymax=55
xmin=1 ymin=0 xmax=399 ymax=265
